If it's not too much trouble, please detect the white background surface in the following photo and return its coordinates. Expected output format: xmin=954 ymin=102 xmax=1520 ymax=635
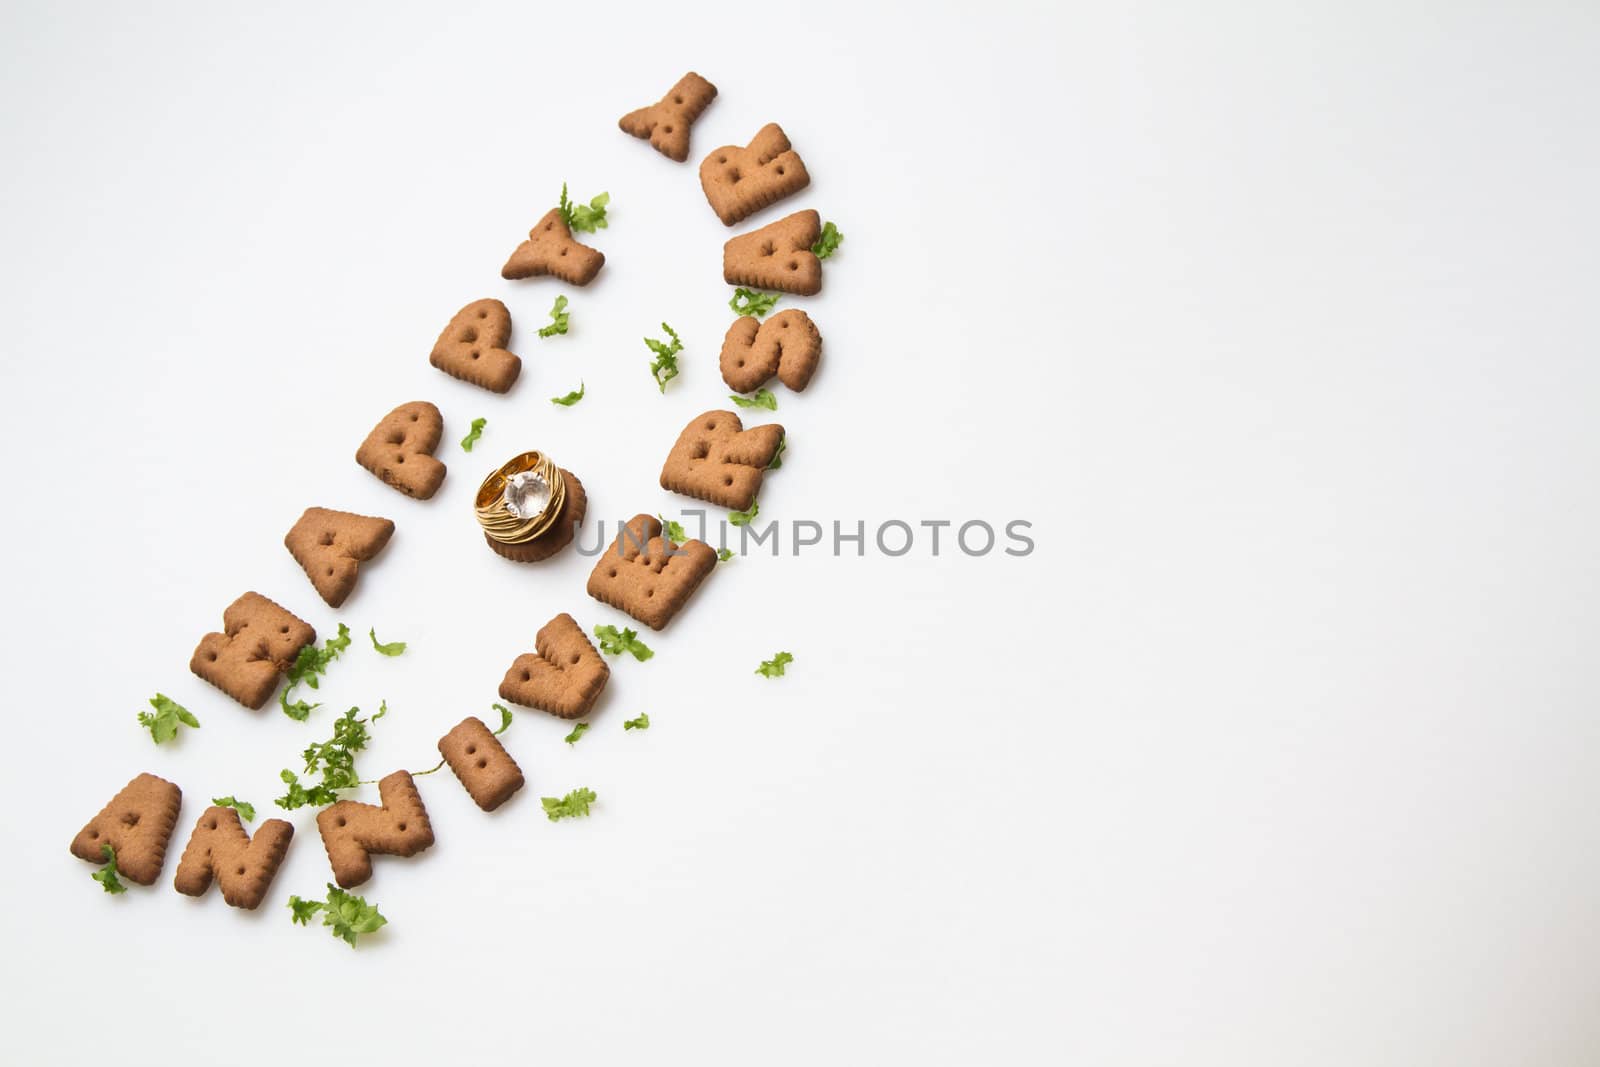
xmin=2 ymin=2 xmax=1597 ymax=1063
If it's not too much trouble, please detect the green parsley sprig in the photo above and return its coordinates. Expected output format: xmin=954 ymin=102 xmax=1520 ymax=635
xmin=811 ymin=220 xmax=843 ymax=259
xmin=729 ymin=288 xmax=781 ymax=318
xmin=729 ymin=388 xmax=778 ymax=411
xmin=212 ymin=796 xmax=256 ymax=822
xmin=623 ymin=713 xmax=651 ymax=731
xmin=460 ymin=417 xmax=486 ymax=452
xmin=551 ymin=381 xmax=585 ymax=406
xmin=275 ymin=703 xmax=381 ymax=810
xmin=564 ymin=722 xmax=589 ymax=746
xmin=542 ymin=787 xmax=597 ymax=821
xmin=645 ymin=323 xmax=683 ymax=392
xmin=557 ymin=184 xmax=610 ymax=233
xmin=756 ymin=651 xmax=794 ymax=678
xmin=767 ymin=433 xmax=786 ymax=470
xmin=657 ymin=515 xmax=688 ymax=542
xmin=717 ymin=547 xmax=735 ymax=562
xmin=538 ymin=295 xmax=570 ymax=338
xmin=369 ymin=628 xmax=406 ymax=656
xmin=594 ymin=624 xmax=654 ymax=662
xmin=137 ymin=693 xmax=199 ymax=744
xmin=288 ymin=883 xmax=388 ymax=948
xmin=729 ymin=500 xmax=759 ymax=527
xmin=91 ymin=845 xmax=127 ymax=894
xmin=280 ymin=623 xmax=353 ymax=721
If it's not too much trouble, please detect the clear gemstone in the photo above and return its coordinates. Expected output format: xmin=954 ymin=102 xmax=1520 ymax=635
xmin=503 ymin=470 xmax=550 ymax=519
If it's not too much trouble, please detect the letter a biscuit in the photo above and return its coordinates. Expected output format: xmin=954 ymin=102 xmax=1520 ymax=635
xmin=723 ymin=209 xmax=823 ymax=296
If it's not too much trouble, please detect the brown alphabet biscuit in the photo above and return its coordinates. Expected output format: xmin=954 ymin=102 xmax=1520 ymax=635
xmin=700 ymin=123 xmax=811 ymax=226
xmin=723 ymin=209 xmax=823 ymax=296
xmin=284 ymin=507 xmax=395 ymax=608
xmin=587 ymin=514 xmax=717 ymax=631
xmin=316 ymin=771 xmax=434 ymax=889
xmin=720 ymin=309 xmax=822 ymax=394
xmin=190 ymin=592 xmax=315 ymax=709
xmin=430 ymin=298 xmax=521 ymax=393
xmin=618 ymin=71 xmax=718 ymax=162
xmin=70 ymin=773 xmax=182 ymax=885
xmin=356 ymin=401 xmax=447 ymax=500
xmin=498 ymin=612 xmax=610 ymax=719
xmin=173 ymin=806 xmax=294 ymax=909
xmin=501 ymin=209 xmax=604 ymax=285
xmin=438 ymin=717 xmax=525 ymax=812
xmin=660 ymin=411 xmax=785 ymax=511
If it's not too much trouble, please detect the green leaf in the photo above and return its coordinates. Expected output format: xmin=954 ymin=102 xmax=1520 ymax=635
xmin=657 ymin=515 xmax=688 ymax=543
xmin=623 ymin=713 xmax=651 ymax=731
xmin=287 ymin=895 xmax=323 ymax=925
xmin=492 ymin=702 xmax=513 ymax=735
xmin=563 ymin=722 xmax=589 ymax=745
xmin=756 ymin=651 xmax=794 ymax=678
xmin=91 ymin=844 xmax=127 ymax=895
xmin=279 ymin=623 xmax=352 ymax=719
xmin=212 ymin=796 xmax=256 ymax=822
xmin=369 ymin=628 xmax=407 ymax=657
xmin=645 ymin=322 xmax=683 ymax=393
xmin=460 ymin=416 xmax=486 ymax=452
xmin=569 ymin=191 xmax=609 ymax=233
xmin=275 ymin=705 xmax=378 ymax=810
xmin=541 ymin=787 xmax=597 ymax=821
xmin=538 ymin=294 xmax=570 ymax=338
xmin=551 ymin=381 xmax=585 ymax=406
xmin=767 ymin=433 xmax=786 ymax=470
xmin=728 ymin=388 xmax=778 ymax=411
xmin=290 ymin=884 xmax=386 ymax=947
xmin=324 ymin=884 xmax=388 ymax=948
xmin=811 ymin=220 xmax=843 ymax=260
xmin=729 ymin=500 xmax=759 ymax=527
xmin=728 ymin=287 xmax=781 ymax=318
xmin=136 ymin=693 xmax=199 ymax=744
xmin=717 ymin=547 xmax=735 ymax=562
xmin=372 ymin=699 xmax=388 ymax=721
xmin=593 ymin=624 xmax=654 ymax=662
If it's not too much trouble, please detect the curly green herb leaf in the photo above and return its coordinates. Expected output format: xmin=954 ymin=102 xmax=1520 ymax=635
xmin=136 ymin=693 xmax=199 ymax=744
xmin=594 ymin=624 xmax=654 ymax=662
xmin=551 ymin=381 xmax=585 ymax=406
xmin=729 ymin=500 xmax=759 ymax=527
xmin=811 ymin=220 xmax=843 ymax=260
xmin=645 ymin=323 xmax=683 ymax=393
xmin=623 ymin=713 xmax=651 ymax=731
xmin=541 ymin=787 xmax=597 ymax=822
xmin=564 ymin=722 xmax=589 ymax=746
xmin=369 ymin=629 xmax=406 ymax=657
xmin=460 ymin=417 xmax=486 ymax=452
xmin=211 ymin=796 xmax=256 ymax=822
xmin=92 ymin=845 xmax=127 ymax=895
xmin=729 ymin=287 xmax=781 ymax=318
xmin=729 ymin=388 xmax=778 ymax=411
xmin=756 ymin=651 xmax=794 ymax=678
xmin=538 ymin=295 xmax=570 ymax=338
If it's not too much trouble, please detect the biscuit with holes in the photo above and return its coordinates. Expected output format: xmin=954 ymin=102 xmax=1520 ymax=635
xmin=723 ymin=209 xmax=823 ymax=296
xmin=700 ymin=123 xmax=810 ymax=226
xmin=190 ymin=592 xmax=316 ymax=709
xmin=438 ymin=717 xmax=525 ymax=811
xmin=587 ymin=514 xmax=717 ymax=631
xmin=70 ymin=773 xmax=182 ymax=886
xmin=501 ymin=209 xmax=604 ymax=285
xmin=316 ymin=771 xmax=434 ymax=889
xmin=618 ymin=71 xmax=717 ymax=162
xmin=498 ymin=612 xmax=610 ymax=719
xmin=485 ymin=469 xmax=587 ymax=564
xmin=356 ymin=401 xmax=446 ymax=500
xmin=660 ymin=411 xmax=784 ymax=511
xmin=173 ymin=806 xmax=294 ymax=909
xmin=285 ymin=507 xmax=395 ymax=608
xmin=720 ymin=310 xmax=822 ymax=394
xmin=430 ymin=298 xmax=521 ymax=393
